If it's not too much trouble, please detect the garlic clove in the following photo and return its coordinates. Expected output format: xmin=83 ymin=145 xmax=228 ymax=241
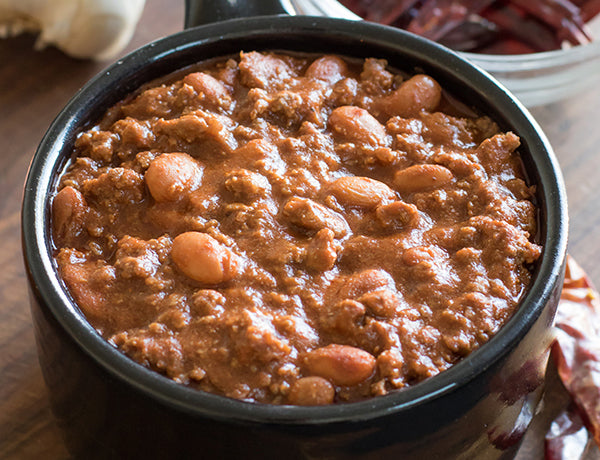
xmin=0 ymin=0 xmax=145 ymax=60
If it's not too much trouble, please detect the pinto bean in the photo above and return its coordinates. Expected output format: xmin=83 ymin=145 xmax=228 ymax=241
xmin=283 ymin=197 xmax=349 ymax=237
xmin=53 ymin=186 xmax=87 ymax=237
xmin=329 ymin=176 xmax=395 ymax=209
xmin=329 ymin=106 xmax=388 ymax=147
xmin=155 ymin=112 xmax=237 ymax=153
xmin=239 ymin=51 xmax=293 ymax=90
xmin=336 ymin=269 xmax=395 ymax=299
xmin=146 ymin=153 xmax=203 ymax=202
xmin=375 ymin=201 xmax=420 ymax=230
xmin=305 ymin=55 xmax=348 ymax=84
xmin=303 ymin=344 xmax=376 ymax=386
xmin=377 ymin=75 xmax=442 ymax=118
xmin=393 ymin=164 xmax=453 ymax=194
xmin=287 ymin=376 xmax=335 ymax=405
xmin=320 ymin=299 xmax=366 ymax=335
xmin=183 ymin=72 xmax=232 ymax=109
xmin=172 ymin=232 xmax=240 ymax=284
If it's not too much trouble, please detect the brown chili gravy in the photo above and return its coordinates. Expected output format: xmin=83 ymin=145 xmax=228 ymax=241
xmin=52 ymin=51 xmax=541 ymax=405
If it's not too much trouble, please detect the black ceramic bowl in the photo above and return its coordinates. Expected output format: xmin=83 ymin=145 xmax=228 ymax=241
xmin=22 ymin=4 xmax=568 ymax=459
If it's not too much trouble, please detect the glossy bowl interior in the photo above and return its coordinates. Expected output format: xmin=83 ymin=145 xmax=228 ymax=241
xmin=22 ymin=14 xmax=568 ymax=458
xmin=288 ymin=0 xmax=600 ymax=107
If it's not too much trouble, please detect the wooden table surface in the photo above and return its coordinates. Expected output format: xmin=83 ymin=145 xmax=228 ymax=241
xmin=1 ymin=1 xmax=599 ymax=458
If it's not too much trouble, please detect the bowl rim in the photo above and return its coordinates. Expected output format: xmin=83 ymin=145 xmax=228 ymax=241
xmin=22 ymin=15 xmax=568 ymax=425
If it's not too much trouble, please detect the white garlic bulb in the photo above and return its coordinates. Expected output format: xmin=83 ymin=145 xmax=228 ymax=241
xmin=0 ymin=0 xmax=145 ymax=60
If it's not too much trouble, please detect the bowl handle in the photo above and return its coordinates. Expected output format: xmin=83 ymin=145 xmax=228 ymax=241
xmin=184 ymin=0 xmax=289 ymax=28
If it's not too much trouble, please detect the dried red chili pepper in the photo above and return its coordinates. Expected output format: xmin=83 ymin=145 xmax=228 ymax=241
xmin=339 ymin=0 xmax=600 ymax=53
xmin=545 ymin=406 xmax=589 ymax=460
xmin=547 ymin=256 xmax=600 ymax=458
xmin=507 ymin=0 xmax=591 ymax=44
xmin=346 ymin=0 xmax=420 ymax=25
xmin=483 ymin=3 xmax=562 ymax=51
xmin=581 ymin=0 xmax=600 ymax=21
xmin=405 ymin=0 xmax=496 ymax=41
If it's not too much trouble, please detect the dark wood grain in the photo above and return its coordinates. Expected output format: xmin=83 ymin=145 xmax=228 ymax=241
xmin=531 ymin=90 xmax=600 ymax=286
xmin=1 ymin=1 xmax=598 ymax=458
xmin=0 ymin=1 xmax=183 ymax=459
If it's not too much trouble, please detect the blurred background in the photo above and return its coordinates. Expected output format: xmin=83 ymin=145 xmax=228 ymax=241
xmin=1 ymin=0 xmax=599 ymax=458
